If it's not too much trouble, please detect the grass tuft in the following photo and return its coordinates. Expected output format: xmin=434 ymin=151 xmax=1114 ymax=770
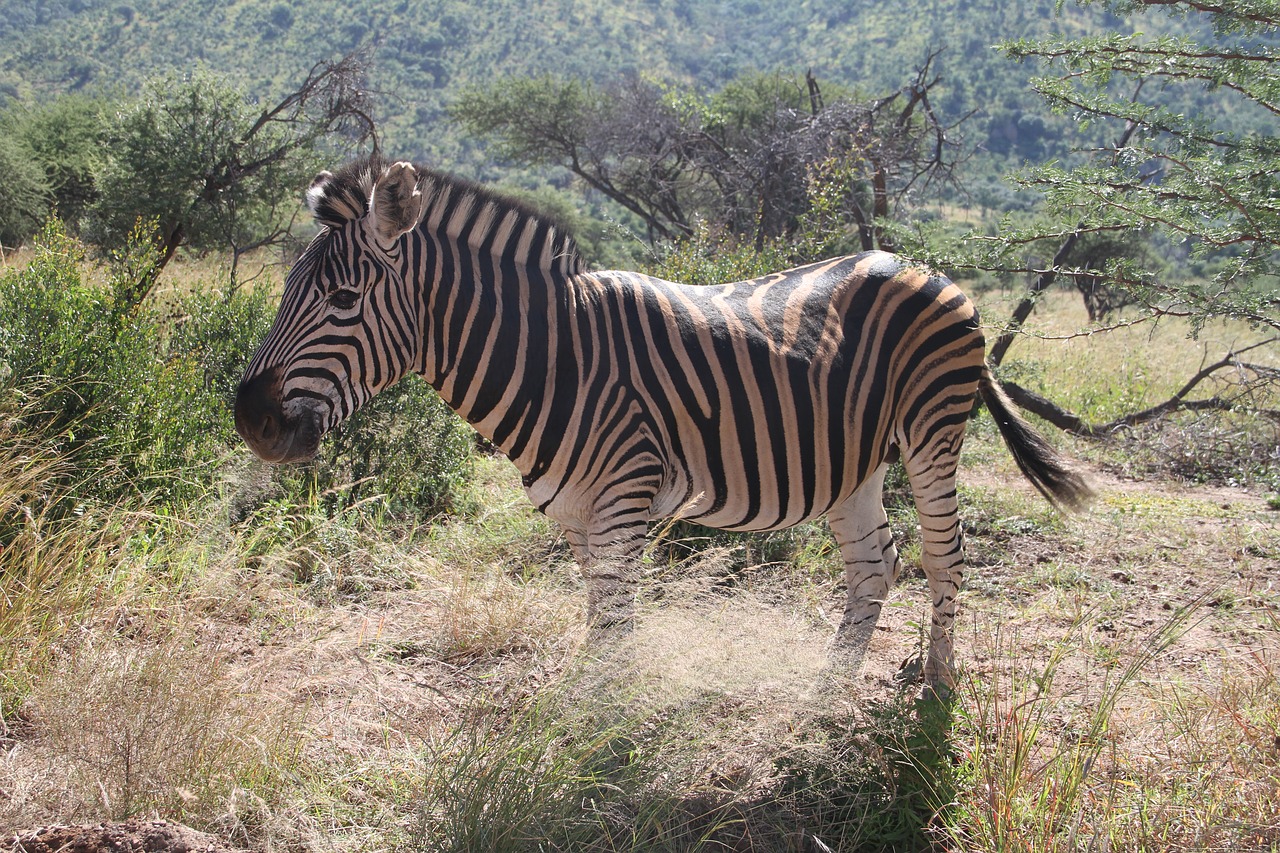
xmin=19 ymin=639 xmax=296 ymax=834
xmin=949 ymin=601 xmax=1208 ymax=852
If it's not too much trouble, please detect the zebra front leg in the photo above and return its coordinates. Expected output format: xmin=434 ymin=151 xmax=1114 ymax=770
xmin=827 ymin=463 xmax=900 ymax=674
xmin=576 ymin=515 xmax=648 ymax=635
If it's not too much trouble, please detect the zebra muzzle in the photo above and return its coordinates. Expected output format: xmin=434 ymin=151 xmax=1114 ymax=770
xmin=234 ymin=368 xmax=323 ymax=463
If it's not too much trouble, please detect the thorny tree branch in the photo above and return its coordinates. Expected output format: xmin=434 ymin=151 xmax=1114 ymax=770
xmin=1138 ymin=0 xmax=1279 ymax=28
xmin=148 ymin=50 xmax=378 ymax=296
xmin=467 ymin=60 xmax=966 ymax=252
xmin=988 ymin=84 xmax=1144 ymax=366
xmin=203 ymin=51 xmax=377 ymax=202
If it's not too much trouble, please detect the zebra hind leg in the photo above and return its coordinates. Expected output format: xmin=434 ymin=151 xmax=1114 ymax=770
xmin=904 ymin=429 xmax=968 ymax=690
xmin=827 ymin=462 xmax=901 ymax=676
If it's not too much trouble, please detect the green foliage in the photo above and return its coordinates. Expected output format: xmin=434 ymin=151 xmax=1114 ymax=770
xmin=2 ymin=93 xmax=106 ymax=229
xmin=88 ymin=68 xmax=325 ymax=259
xmin=0 ymin=0 xmax=1241 ymax=246
xmin=310 ymin=374 xmax=475 ymax=518
xmin=644 ymin=155 xmax=870 ymax=286
xmin=777 ymin=696 xmax=957 ymax=850
xmin=0 ymin=220 xmax=473 ymax=518
xmin=0 ymin=220 xmax=272 ymax=505
xmin=451 ymin=75 xmax=594 ymax=167
xmin=454 ymin=68 xmax=953 ymax=251
xmin=0 ymin=0 xmax=1100 ymax=176
xmin=646 ymin=221 xmax=798 ymax=286
xmin=983 ymin=1 xmax=1280 ymax=333
xmin=0 ymin=131 xmax=50 ymax=250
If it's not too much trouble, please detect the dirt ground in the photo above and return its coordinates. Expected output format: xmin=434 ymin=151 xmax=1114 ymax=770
xmin=4 ymin=820 xmax=249 ymax=853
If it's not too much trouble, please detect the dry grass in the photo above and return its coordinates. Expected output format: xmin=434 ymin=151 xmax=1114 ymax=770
xmin=6 ymin=640 xmax=296 ymax=835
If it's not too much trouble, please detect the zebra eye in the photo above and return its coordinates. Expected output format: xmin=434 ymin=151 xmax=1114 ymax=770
xmin=329 ymin=288 xmax=360 ymax=310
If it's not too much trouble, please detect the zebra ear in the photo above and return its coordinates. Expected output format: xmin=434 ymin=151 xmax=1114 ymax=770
xmin=368 ymin=161 xmax=425 ymax=243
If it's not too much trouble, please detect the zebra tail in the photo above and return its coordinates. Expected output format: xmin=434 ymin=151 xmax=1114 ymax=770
xmin=978 ymin=365 xmax=1094 ymax=512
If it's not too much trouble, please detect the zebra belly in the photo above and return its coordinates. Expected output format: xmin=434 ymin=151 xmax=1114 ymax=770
xmin=646 ymin=428 xmax=868 ymax=533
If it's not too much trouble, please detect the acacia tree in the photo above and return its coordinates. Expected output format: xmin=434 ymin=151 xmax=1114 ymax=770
xmin=451 ymin=60 xmax=964 ymax=251
xmin=942 ymin=0 xmax=1279 ymax=434
xmin=89 ymin=52 xmax=375 ymax=291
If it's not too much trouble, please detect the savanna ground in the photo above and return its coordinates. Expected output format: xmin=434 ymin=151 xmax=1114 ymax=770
xmin=2 ymin=276 xmax=1278 ymax=852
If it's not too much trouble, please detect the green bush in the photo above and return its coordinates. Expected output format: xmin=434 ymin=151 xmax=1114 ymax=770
xmin=283 ymin=373 xmax=475 ymax=520
xmin=646 ymin=220 xmax=798 ymax=286
xmin=0 ymin=221 xmax=269 ymax=505
xmin=0 ymin=220 xmax=472 ymax=518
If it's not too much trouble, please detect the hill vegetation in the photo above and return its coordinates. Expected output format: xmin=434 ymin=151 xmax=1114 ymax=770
xmin=0 ymin=0 xmax=1225 ymax=177
xmin=1 ymin=0 xmax=1270 ymax=269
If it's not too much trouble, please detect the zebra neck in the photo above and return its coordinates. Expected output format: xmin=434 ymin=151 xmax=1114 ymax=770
xmin=419 ymin=177 xmax=582 ymax=279
xmin=415 ymin=189 xmax=581 ymax=463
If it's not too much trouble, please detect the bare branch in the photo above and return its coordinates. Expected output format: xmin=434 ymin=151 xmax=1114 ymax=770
xmin=1000 ymin=339 xmax=1280 ymax=437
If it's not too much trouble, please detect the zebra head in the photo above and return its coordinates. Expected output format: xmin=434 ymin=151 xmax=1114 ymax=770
xmin=235 ymin=159 xmax=428 ymax=462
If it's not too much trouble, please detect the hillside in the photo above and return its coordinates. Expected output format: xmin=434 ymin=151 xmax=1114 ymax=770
xmin=0 ymin=0 xmax=1169 ymax=175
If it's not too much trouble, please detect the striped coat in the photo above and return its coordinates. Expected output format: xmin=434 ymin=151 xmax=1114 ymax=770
xmin=236 ymin=157 xmax=1090 ymax=687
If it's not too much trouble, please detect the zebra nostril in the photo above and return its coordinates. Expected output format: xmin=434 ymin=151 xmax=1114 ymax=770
xmin=261 ymin=413 xmax=277 ymax=440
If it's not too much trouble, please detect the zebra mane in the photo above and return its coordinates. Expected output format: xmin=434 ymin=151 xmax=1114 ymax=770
xmin=309 ymin=155 xmax=585 ymax=275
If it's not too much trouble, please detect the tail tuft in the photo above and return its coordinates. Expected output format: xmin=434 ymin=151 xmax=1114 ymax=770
xmin=979 ymin=366 xmax=1093 ymax=512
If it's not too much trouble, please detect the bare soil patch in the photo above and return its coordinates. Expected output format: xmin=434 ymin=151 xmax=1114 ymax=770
xmin=4 ymin=820 xmax=248 ymax=853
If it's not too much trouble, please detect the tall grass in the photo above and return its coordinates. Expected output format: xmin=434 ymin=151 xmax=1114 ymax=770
xmin=0 ymin=395 xmax=299 ymax=841
xmin=0 ymin=396 xmax=137 ymax=716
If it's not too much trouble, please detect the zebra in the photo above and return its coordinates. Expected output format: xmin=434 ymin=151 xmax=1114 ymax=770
xmin=235 ymin=156 xmax=1091 ymax=688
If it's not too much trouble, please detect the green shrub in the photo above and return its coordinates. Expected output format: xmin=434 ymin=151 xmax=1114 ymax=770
xmin=3 ymin=92 xmax=105 ymax=231
xmin=646 ymin=220 xmax=798 ymax=286
xmin=776 ymin=696 xmax=957 ymax=851
xmin=318 ymin=373 xmax=474 ymax=517
xmin=250 ymin=374 xmax=474 ymax=522
xmin=0 ymin=221 xmax=265 ymax=505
